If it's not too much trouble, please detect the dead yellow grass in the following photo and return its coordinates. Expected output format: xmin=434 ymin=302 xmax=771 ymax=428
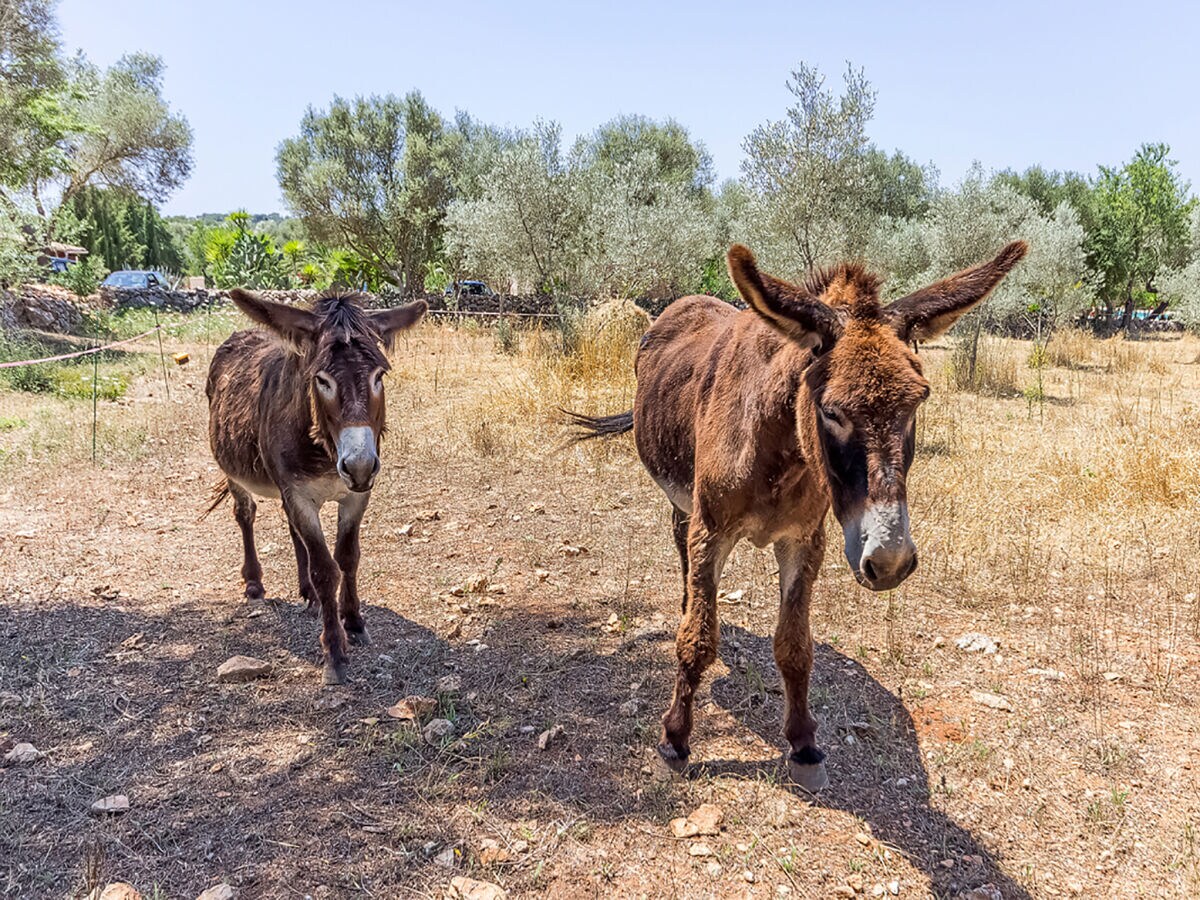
xmin=2 ymin=314 xmax=1200 ymax=897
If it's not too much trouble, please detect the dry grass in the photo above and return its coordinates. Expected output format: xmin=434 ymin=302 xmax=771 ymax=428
xmin=1 ymin=314 xmax=1199 ymax=898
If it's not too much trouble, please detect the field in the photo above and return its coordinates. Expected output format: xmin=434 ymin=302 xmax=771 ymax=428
xmin=2 ymin=310 xmax=1199 ymax=899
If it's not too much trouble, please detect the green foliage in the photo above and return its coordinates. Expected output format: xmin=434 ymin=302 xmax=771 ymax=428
xmin=739 ymin=62 xmax=877 ymax=275
xmin=203 ymin=211 xmax=294 ymax=289
xmin=1089 ymin=143 xmax=1195 ymax=322
xmin=49 ymin=253 xmax=107 ymax=295
xmin=0 ymin=2 xmax=192 ymax=266
xmin=493 ymin=316 xmax=519 ymax=355
xmin=579 ymin=114 xmax=714 ymax=195
xmin=277 ymin=91 xmax=461 ymax=292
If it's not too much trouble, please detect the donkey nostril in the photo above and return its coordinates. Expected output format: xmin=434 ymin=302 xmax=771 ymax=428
xmin=862 ymin=559 xmax=878 ymax=583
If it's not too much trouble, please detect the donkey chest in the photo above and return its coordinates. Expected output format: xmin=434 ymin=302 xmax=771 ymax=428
xmin=738 ymin=467 xmax=827 ymax=547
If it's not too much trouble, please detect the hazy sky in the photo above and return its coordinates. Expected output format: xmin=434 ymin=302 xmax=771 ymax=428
xmin=57 ymin=0 xmax=1200 ymax=217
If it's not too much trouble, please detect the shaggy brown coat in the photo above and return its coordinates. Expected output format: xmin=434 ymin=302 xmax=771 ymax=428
xmin=207 ymin=290 xmax=425 ymax=683
xmin=571 ymin=241 xmax=1026 ymax=788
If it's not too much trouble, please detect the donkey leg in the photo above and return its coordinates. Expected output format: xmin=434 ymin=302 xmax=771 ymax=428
xmin=335 ymin=491 xmax=370 ymax=645
xmin=774 ymin=530 xmax=829 ymax=791
xmin=671 ymin=506 xmax=690 ymax=614
xmin=230 ymin=482 xmax=264 ymax=600
xmin=288 ymin=521 xmax=317 ymax=615
xmin=659 ymin=517 xmax=733 ymax=770
xmin=282 ymin=489 xmax=349 ymax=685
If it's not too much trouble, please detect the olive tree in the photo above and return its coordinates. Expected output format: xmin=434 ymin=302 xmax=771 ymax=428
xmin=738 ymin=62 xmax=876 ymax=277
xmin=443 ymin=121 xmax=590 ymax=294
xmin=579 ymin=149 xmax=718 ymax=298
xmin=277 ymin=92 xmax=461 ymax=292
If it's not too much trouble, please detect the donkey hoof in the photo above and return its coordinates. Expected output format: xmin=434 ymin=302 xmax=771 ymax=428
xmin=345 ymin=625 xmax=370 ymax=647
xmin=322 ymin=661 xmax=348 ymax=686
xmin=788 ymin=750 xmax=829 ymax=792
xmin=245 ymin=582 xmax=265 ymax=601
xmin=655 ymin=741 xmax=690 ymax=775
xmin=303 ymin=597 xmax=319 ymax=618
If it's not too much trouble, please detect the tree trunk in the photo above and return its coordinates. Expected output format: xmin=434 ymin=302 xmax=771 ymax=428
xmin=1121 ymin=280 xmax=1137 ymax=336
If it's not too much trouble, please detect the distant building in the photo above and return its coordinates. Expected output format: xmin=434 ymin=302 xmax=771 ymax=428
xmin=36 ymin=242 xmax=89 ymax=272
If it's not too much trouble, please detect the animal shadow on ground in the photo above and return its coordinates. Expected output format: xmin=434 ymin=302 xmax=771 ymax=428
xmin=0 ymin=597 xmax=479 ymax=896
xmin=2 ymin=586 xmax=1031 ymax=897
xmin=706 ymin=624 xmax=1033 ymax=899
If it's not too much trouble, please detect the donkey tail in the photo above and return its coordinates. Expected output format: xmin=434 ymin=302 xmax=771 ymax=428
xmin=201 ymin=477 xmax=231 ymax=519
xmin=562 ymin=408 xmax=634 ymax=441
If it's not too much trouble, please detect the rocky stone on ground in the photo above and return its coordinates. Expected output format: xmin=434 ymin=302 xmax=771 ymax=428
xmin=195 ymin=884 xmax=237 ymax=900
xmin=216 ymin=655 xmax=272 ymax=683
xmin=449 ymin=875 xmax=507 ymax=900
xmin=90 ymin=794 xmax=130 ymax=815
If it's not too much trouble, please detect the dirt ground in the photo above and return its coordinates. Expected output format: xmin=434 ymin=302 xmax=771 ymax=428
xmin=1 ymin=318 xmax=1199 ymax=899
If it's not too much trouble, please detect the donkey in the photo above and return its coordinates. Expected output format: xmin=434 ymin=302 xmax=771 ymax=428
xmin=570 ymin=241 xmax=1026 ymax=788
xmin=206 ymin=289 xmax=426 ymax=684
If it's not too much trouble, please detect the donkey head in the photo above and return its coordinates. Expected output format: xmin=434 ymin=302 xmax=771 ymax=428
xmin=229 ymin=289 xmax=427 ymax=492
xmin=728 ymin=241 xmax=1027 ymax=591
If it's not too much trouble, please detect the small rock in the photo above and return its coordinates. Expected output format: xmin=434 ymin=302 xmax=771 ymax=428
xmin=971 ymin=690 xmax=1014 ymax=712
xmin=93 ymin=885 xmax=142 ymax=900
xmin=437 ymin=675 xmax=462 ymax=693
xmin=955 ymin=633 xmax=999 ymax=654
xmin=855 ymin=831 xmax=871 ymax=846
xmin=387 ymin=696 xmax=437 ymax=721
xmin=688 ymin=803 xmax=724 ymax=835
xmin=538 ymin=724 xmax=565 ymax=751
xmin=423 ymin=718 xmax=454 ymax=744
xmin=670 ymin=817 xmax=700 ymax=838
xmin=216 ymin=655 xmax=271 ymax=683
xmin=4 ymin=742 xmax=40 ymax=765
xmin=743 ymin=870 xmax=756 ymax=883
xmin=872 ymin=885 xmax=885 ymax=897
xmin=91 ymin=794 xmax=130 ymax=815
xmin=618 ymin=699 xmax=640 ymax=717
xmin=479 ymin=838 xmax=511 ymax=865
xmin=535 ymin=569 xmax=550 ymax=582
xmin=888 ymin=881 xmax=900 ymax=895
xmin=397 ymin=522 xmax=416 ymax=537
xmin=449 ymin=875 xmax=507 ymax=900
xmin=195 ymin=885 xmax=237 ymax=900
xmin=847 ymin=873 xmax=864 ymax=893
xmin=706 ymin=861 xmax=723 ymax=877
xmin=434 ymin=846 xmax=459 ymax=868
xmin=689 ymin=843 xmax=713 ymax=857
xmin=955 ymin=886 xmax=1002 ymax=900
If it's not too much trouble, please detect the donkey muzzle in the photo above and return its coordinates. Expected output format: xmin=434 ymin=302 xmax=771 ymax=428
xmin=842 ymin=502 xmax=918 ymax=592
xmin=336 ymin=426 xmax=380 ymax=493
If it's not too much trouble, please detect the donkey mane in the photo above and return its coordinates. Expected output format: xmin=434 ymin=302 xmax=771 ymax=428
xmin=802 ymin=263 xmax=882 ymax=318
xmin=310 ymin=292 xmax=384 ymax=345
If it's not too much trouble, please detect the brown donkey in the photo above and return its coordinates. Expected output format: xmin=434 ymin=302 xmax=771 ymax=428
xmin=207 ymin=289 xmax=426 ymax=684
xmin=571 ymin=241 xmax=1026 ymax=788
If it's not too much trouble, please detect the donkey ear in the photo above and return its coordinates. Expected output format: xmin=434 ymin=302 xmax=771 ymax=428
xmin=885 ymin=241 xmax=1029 ymax=342
xmin=368 ymin=299 xmax=427 ymax=349
xmin=726 ymin=244 xmax=841 ymax=354
xmin=229 ymin=288 xmax=317 ymax=350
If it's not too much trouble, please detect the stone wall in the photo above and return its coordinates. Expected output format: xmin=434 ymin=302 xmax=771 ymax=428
xmin=0 ymin=284 xmax=86 ymax=334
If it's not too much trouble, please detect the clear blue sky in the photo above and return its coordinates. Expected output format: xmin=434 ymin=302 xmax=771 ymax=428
xmin=58 ymin=0 xmax=1200 ymax=217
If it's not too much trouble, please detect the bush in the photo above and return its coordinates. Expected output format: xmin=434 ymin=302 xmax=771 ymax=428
xmin=493 ymin=316 xmax=519 ymax=355
xmin=50 ymin=256 xmax=108 ymax=297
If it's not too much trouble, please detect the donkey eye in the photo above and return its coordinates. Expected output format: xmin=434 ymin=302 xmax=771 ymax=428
xmin=314 ymin=372 xmax=336 ymax=398
xmin=371 ymin=367 xmax=385 ymax=393
xmin=819 ymin=405 xmax=853 ymax=440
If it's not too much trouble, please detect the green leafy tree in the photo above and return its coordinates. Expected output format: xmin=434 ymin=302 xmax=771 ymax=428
xmin=579 ymin=115 xmax=714 ymax=196
xmin=1088 ymin=143 xmax=1195 ymax=329
xmin=277 ymin=91 xmax=461 ymax=293
xmin=444 ymin=120 xmax=590 ymax=294
xmin=863 ymin=148 xmax=936 ymax=220
xmin=738 ymin=62 xmax=876 ymax=276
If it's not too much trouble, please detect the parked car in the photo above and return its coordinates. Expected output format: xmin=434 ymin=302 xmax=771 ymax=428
xmin=102 ymin=270 xmax=174 ymax=289
xmin=444 ymin=279 xmax=495 ymax=299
